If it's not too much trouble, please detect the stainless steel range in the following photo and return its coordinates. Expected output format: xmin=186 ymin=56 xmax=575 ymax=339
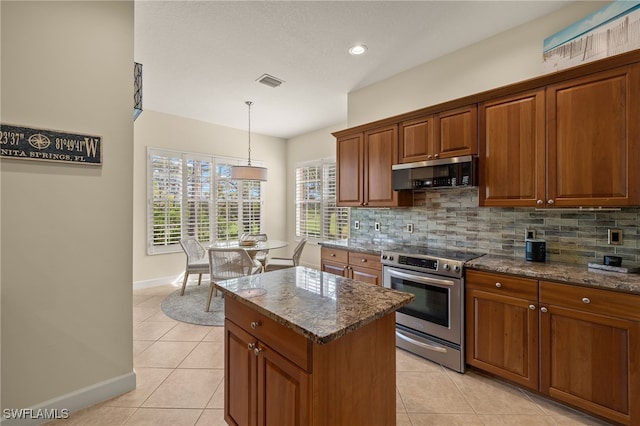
xmin=381 ymin=248 xmax=481 ymax=373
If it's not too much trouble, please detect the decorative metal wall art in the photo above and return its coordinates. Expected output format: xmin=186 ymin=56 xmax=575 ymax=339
xmin=134 ymin=62 xmax=143 ymax=120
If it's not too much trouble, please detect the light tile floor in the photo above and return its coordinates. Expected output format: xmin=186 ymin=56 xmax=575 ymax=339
xmin=50 ymin=283 xmax=613 ymax=425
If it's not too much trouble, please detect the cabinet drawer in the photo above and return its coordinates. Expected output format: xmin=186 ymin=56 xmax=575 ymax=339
xmin=225 ymin=297 xmax=311 ymax=371
xmin=348 ymin=251 xmax=381 ymax=271
xmin=466 ymin=270 xmax=538 ymax=300
xmin=540 ymin=281 xmax=640 ymax=321
xmin=321 ymin=247 xmax=348 ymax=263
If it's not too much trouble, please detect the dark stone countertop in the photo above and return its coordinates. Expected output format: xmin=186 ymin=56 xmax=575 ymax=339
xmin=213 ymin=266 xmax=415 ymax=344
xmin=466 ymin=255 xmax=640 ymax=295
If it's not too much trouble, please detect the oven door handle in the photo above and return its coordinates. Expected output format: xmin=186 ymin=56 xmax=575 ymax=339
xmin=395 ymin=329 xmax=447 ymax=353
xmin=387 ymin=268 xmax=454 ymax=287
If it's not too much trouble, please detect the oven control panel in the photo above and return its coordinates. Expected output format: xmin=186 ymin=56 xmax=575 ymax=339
xmin=381 ymin=250 xmax=465 ymax=277
xmin=398 ymin=255 xmax=437 ymax=270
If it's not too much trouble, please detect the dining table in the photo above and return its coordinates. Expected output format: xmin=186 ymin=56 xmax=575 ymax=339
xmin=208 ymin=239 xmax=289 ymax=259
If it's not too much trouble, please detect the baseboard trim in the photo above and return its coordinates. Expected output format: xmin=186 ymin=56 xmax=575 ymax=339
xmin=1 ymin=371 xmax=136 ymax=425
xmin=133 ymin=274 xmax=181 ymax=289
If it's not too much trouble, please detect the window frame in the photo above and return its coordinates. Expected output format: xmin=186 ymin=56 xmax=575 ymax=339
xmin=295 ymin=157 xmax=349 ymax=242
xmin=147 ymin=147 xmax=265 ymax=255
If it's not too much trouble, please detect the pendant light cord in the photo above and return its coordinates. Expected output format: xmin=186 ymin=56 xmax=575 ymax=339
xmin=246 ymin=100 xmax=253 ymax=166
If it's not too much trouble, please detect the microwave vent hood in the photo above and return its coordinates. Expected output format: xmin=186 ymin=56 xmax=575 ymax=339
xmin=392 ymin=155 xmax=477 ymax=191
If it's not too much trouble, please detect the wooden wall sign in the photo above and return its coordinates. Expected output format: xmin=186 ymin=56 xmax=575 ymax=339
xmin=0 ymin=123 xmax=102 ymax=165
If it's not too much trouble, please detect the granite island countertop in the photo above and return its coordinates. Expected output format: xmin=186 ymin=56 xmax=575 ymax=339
xmin=213 ymin=266 xmax=414 ymax=344
xmin=466 ymin=254 xmax=640 ymax=295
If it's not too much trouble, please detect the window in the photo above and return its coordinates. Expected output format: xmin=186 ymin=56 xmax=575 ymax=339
xmin=295 ymin=158 xmax=349 ymax=241
xmin=148 ymin=148 xmax=264 ymax=254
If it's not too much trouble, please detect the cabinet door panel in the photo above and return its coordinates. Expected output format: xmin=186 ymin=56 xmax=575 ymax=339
xmin=540 ymin=305 xmax=639 ymax=425
xmin=364 ymin=125 xmax=398 ymax=206
xmin=547 ymin=64 xmax=640 ymax=206
xmin=435 ymin=105 xmax=478 ymax=158
xmin=337 ymin=134 xmax=363 ymax=206
xmin=321 ymin=260 xmax=348 ymax=277
xmin=400 ymin=116 xmax=434 ymax=163
xmin=258 ymin=343 xmax=310 ymax=426
xmin=225 ymin=319 xmax=256 ymax=426
xmin=479 ymin=90 xmax=545 ymax=207
xmin=350 ymin=265 xmax=381 ymax=286
xmin=466 ymin=288 xmax=538 ymax=390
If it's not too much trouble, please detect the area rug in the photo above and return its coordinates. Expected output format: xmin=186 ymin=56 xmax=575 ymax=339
xmin=161 ymin=285 xmax=224 ymax=326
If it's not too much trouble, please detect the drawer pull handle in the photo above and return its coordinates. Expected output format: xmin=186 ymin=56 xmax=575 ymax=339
xmin=330 ymin=253 xmax=336 ymax=257
xmin=250 ymin=321 xmax=261 ymax=329
xmin=529 ymin=304 xmax=536 ymax=310
xmin=247 ymin=342 xmax=256 ymax=351
xmin=495 ymin=282 xmax=502 ymax=288
xmin=540 ymin=307 xmax=548 ymax=313
xmin=253 ymin=347 xmax=263 ymax=356
xmin=361 ymin=258 xmax=367 ymax=263
xmin=582 ymin=297 xmax=591 ymax=304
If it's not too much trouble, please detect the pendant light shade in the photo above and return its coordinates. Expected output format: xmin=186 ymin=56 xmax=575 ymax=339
xmin=231 ymin=101 xmax=268 ymax=181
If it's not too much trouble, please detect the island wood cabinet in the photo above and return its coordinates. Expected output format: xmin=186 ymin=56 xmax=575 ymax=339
xmin=336 ymin=125 xmax=412 ymax=207
xmin=466 ymin=270 xmax=640 ymax=425
xmin=320 ymin=246 xmax=382 ymax=286
xmin=399 ymin=105 xmax=477 ymax=164
xmin=224 ymin=296 xmax=397 ymax=426
xmin=480 ymin=64 xmax=640 ymax=207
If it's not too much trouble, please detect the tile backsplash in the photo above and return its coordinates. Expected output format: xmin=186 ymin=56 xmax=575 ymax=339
xmin=350 ymin=187 xmax=640 ymax=267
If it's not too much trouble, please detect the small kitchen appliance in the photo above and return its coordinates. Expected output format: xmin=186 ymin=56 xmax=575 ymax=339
xmin=381 ymin=248 xmax=482 ymax=373
xmin=525 ymin=239 xmax=546 ymax=262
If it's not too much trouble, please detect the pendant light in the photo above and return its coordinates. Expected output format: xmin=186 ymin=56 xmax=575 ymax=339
xmin=231 ymin=101 xmax=268 ymax=181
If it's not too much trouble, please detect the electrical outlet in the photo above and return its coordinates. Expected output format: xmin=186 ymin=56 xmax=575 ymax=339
xmin=525 ymin=229 xmax=536 ymax=240
xmin=608 ymin=228 xmax=622 ymax=245
xmin=354 ymin=220 xmax=360 ymax=230
xmin=374 ymin=222 xmax=381 ymax=232
xmin=406 ymin=223 xmax=414 ymax=233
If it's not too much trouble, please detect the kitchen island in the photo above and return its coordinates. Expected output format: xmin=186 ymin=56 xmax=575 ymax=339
xmin=212 ymin=266 xmax=414 ymax=426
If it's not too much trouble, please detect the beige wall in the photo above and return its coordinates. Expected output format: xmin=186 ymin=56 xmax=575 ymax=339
xmin=1 ymin=0 xmax=134 ymax=412
xmin=133 ymin=111 xmax=287 ymax=283
xmin=347 ymin=1 xmax=608 ymax=127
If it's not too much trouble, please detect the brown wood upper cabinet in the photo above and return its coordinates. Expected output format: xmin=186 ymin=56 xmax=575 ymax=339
xmin=399 ymin=106 xmax=477 ymax=164
xmin=480 ymin=64 xmax=640 ymax=207
xmin=434 ymin=105 xmax=478 ymax=158
xmin=337 ymin=125 xmax=412 ymax=207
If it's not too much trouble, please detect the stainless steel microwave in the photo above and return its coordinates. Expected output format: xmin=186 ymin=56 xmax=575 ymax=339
xmin=392 ymin=155 xmax=477 ymax=190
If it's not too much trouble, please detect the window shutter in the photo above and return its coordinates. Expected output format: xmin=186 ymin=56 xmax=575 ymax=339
xmin=149 ymin=150 xmax=183 ymax=253
xmin=323 ymin=162 xmax=350 ymax=240
xmin=185 ymin=156 xmax=213 ymax=243
xmin=295 ymin=159 xmax=349 ymax=241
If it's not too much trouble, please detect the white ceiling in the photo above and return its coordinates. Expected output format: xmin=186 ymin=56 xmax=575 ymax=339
xmin=135 ymin=1 xmax=572 ymax=139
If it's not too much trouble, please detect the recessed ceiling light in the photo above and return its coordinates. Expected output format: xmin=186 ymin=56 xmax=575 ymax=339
xmin=349 ymin=44 xmax=368 ymax=56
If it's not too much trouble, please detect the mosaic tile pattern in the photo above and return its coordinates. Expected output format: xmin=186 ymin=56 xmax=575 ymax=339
xmin=350 ymin=188 xmax=640 ymax=268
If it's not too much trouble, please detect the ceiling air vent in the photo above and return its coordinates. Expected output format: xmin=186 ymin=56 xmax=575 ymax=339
xmin=256 ymin=74 xmax=284 ymax=88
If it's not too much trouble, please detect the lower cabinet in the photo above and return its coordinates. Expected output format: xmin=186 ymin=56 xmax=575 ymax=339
xmin=465 ymin=270 xmax=539 ymax=390
xmin=466 ymin=270 xmax=640 ymax=425
xmin=320 ymin=247 xmax=382 ymax=285
xmin=224 ymin=296 xmax=397 ymax=426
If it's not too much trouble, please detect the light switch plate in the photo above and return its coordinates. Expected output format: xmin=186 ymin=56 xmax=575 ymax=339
xmin=354 ymin=220 xmax=360 ymax=230
xmin=374 ymin=222 xmax=381 ymax=232
xmin=406 ymin=223 xmax=414 ymax=233
xmin=525 ymin=229 xmax=536 ymax=240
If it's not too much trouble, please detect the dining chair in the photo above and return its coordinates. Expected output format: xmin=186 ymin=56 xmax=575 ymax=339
xmin=240 ymin=233 xmax=269 ymax=268
xmin=179 ymin=237 xmax=210 ymax=296
xmin=264 ymin=238 xmax=308 ymax=272
xmin=206 ymin=248 xmax=263 ymax=312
